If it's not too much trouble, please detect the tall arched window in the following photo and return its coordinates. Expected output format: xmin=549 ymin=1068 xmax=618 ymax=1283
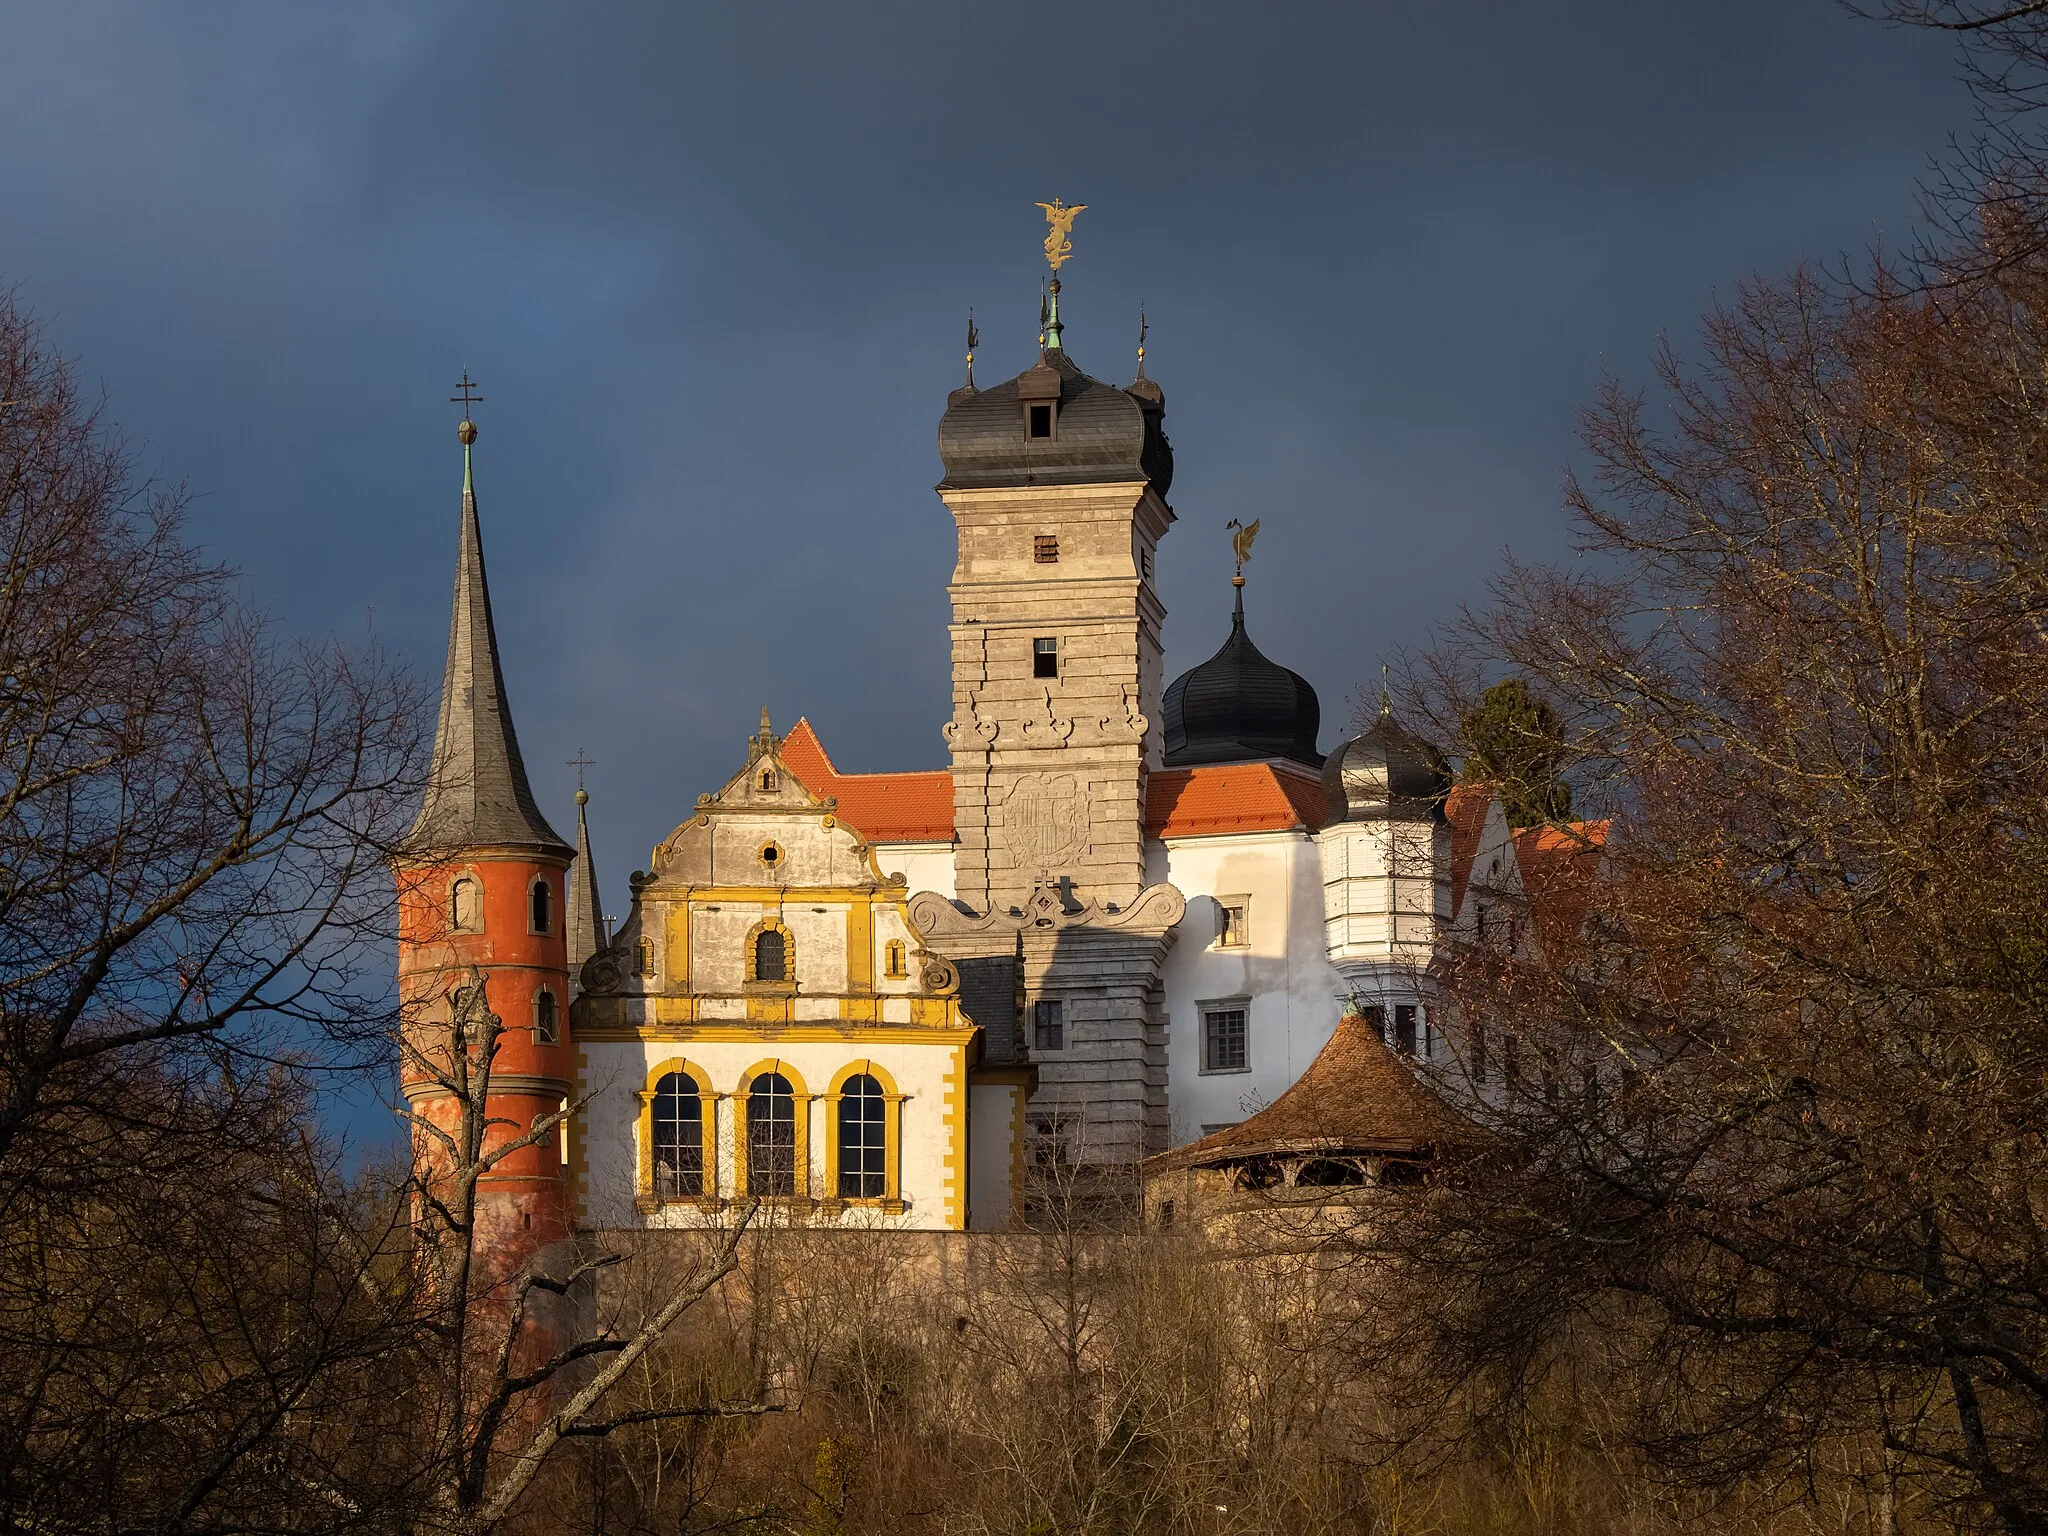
xmin=534 ymin=987 xmax=558 ymax=1044
xmin=652 ymin=1072 xmax=703 ymax=1198
xmin=754 ymin=929 xmax=787 ymax=983
xmin=747 ymin=1072 xmax=796 ymax=1196
xmin=837 ymin=1074 xmax=886 ymax=1198
xmin=450 ymin=877 xmax=481 ymax=933
xmin=530 ymin=878 xmax=551 ymax=934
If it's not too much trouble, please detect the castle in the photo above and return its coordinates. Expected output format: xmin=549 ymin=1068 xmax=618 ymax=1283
xmin=392 ymin=231 xmax=1580 ymax=1271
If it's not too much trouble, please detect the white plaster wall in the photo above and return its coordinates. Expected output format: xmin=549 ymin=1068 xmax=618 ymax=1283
xmin=872 ymin=841 xmax=956 ymax=900
xmin=967 ymin=1080 xmax=1022 ymax=1231
xmin=1153 ymin=830 xmax=1346 ymax=1145
xmin=576 ymin=1037 xmax=965 ymax=1231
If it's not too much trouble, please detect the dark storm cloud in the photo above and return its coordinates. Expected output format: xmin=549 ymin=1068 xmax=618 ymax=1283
xmin=0 ymin=0 xmax=1973 ymax=940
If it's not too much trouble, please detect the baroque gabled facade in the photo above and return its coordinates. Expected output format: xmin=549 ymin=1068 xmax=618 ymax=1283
xmin=393 ymin=225 xmax=1602 ymax=1248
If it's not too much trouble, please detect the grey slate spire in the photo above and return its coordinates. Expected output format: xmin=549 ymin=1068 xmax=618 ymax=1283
xmin=566 ymin=788 xmax=604 ymax=992
xmin=405 ymin=418 xmax=570 ymax=856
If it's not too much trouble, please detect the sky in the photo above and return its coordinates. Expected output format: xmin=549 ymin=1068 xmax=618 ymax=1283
xmin=0 ymin=2 xmax=1980 ymax=942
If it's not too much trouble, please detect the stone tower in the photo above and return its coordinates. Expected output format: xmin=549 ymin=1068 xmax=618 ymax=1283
xmin=393 ymin=408 xmax=577 ymax=1289
xmin=918 ymin=271 xmax=1186 ymax=1165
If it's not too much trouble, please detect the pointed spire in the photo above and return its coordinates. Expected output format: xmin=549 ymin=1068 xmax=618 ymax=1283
xmin=405 ymin=398 xmax=569 ymax=856
xmin=566 ymin=787 xmax=605 ymax=990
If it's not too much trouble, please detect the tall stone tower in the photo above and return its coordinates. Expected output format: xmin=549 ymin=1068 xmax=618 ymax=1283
xmin=916 ymin=243 xmax=1187 ymax=1166
xmin=393 ymin=403 xmax=576 ymax=1288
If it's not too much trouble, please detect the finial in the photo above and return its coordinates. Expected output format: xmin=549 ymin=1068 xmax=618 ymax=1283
xmin=567 ymin=746 xmax=596 ymax=793
xmin=1036 ymin=198 xmax=1086 ymax=272
xmin=1045 ymin=275 xmax=1064 ymax=352
xmin=575 ymin=788 xmax=588 ymax=806
xmin=450 ymin=370 xmax=483 ymax=488
xmin=1380 ymin=663 xmax=1393 ymax=716
xmin=1135 ymin=304 xmax=1148 ymax=380
xmin=1227 ymin=517 xmax=1260 ymax=587
xmin=1038 ymin=280 xmax=1049 ymax=355
xmin=965 ymin=307 xmax=979 ymax=388
xmin=754 ymin=707 xmax=776 ymax=754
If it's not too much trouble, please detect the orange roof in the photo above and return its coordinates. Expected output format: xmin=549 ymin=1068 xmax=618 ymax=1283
xmin=1446 ymin=782 xmax=1493 ymax=918
xmin=1512 ymin=819 xmax=1609 ymax=955
xmin=780 ymin=719 xmax=955 ymax=844
xmin=1146 ymin=764 xmax=1327 ymax=839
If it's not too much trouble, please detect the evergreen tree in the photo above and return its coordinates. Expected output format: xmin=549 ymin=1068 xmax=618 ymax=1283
xmin=1456 ymin=677 xmax=1571 ymax=827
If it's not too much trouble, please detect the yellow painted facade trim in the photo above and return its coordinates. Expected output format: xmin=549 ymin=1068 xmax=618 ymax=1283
xmin=844 ymin=897 xmax=873 ymax=996
xmin=821 ymin=1058 xmax=905 ymax=1206
xmin=636 ymin=1057 xmax=719 ymax=1202
xmin=733 ymin=1058 xmax=811 ymax=1199
xmin=942 ymin=1042 xmax=969 ymax=1229
xmin=576 ymin=1020 xmax=978 ymax=1047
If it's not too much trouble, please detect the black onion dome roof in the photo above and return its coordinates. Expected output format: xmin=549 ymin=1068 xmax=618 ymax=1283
xmin=938 ymin=348 xmax=1172 ymax=497
xmin=1320 ymin=704 xmax=1451 ymax=827
xmin=1162 ymin=586 xmax=1322 ymax=770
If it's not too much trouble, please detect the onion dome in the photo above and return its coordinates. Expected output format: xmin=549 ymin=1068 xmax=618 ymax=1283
xmin=937 ymin=347 xmax=1172 ymax=497
xmin=1162 ymin=583 xmax=1321 ymax=769
xmin=1320 ymin=699 xmax=1451 ymax=827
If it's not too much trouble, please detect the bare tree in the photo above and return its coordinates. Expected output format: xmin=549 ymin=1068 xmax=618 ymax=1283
xmin=1374 ymin=252 xmax=2048 ymax=1534
xmin=399 ymin=972 xmax=769 ymax=1536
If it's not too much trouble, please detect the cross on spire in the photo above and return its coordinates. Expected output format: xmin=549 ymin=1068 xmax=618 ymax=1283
xmin=449 ymin=370 xmax=484 ymax=422
xmin=567 ymin=747 xmax=597 ymax=791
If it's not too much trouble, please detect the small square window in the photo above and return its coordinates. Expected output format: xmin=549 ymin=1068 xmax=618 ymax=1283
xmin=1034 ymin=535 xmax=1059 ymax=563
xmin=1202 ymin=1007 xmax=1248 ymax=1073
xmin=1028 ymin=403 xmax=1053 ymax=438
xmin=1033 ymin=999 xmax=1064 ymax=1053
xmin=1215 ymin=898 xmax=1249 ymax=949
xmin=1033 ymin=637 xmax=1058 ymax=679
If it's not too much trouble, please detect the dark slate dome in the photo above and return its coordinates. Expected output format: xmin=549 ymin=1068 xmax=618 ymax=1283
xmin=938 ymin=347 xmax=1172 ymax=497
xmin=1320 ymin=703 xmax=1451 ymax=827
xmin=1162 ymin=585 xmax=1322 ymax=769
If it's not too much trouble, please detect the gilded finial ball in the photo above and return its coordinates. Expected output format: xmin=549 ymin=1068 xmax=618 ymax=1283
xmin=457 ymin=418 xmax=478 ymax=446
xmin=574 ymin=788 xmax=588 ymax=806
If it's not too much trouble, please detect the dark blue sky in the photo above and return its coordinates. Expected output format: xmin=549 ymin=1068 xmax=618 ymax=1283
xmin=2 ymin=3 xmax=1974 ymax=931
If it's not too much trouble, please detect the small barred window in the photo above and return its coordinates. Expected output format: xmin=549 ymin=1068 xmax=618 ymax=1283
xmin=1034 ymin=535 xmax=1059 ymax=563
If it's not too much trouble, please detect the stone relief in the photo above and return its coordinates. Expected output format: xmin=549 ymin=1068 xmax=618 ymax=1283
xmin=1004 ymin=772 xmax=1091 ymax=870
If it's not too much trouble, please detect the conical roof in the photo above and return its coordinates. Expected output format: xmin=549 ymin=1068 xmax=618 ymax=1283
xmin=566 ymin=789 xmax=604 ymax=991
xmin=404 ymin=432 xmax=568 ymax=857
xmin=1320 ymin=700 xmax=1450 ymax=827
xmin=1162 ymin=584 xmax=1321 ymax=770
xmin=1150 ymin=1009 xmax=1473 ymax=1170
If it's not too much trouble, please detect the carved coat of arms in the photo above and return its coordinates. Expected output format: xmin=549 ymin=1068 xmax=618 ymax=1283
xmin=1006 ymin=774 xmax=1090 ymax=870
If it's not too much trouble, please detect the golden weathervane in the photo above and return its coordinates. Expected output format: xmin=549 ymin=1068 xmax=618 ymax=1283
xmin=1036 ymin=198 xmax=1087 ymax=270
xmin=1227 ymin=517 xmax=1260 ymax=584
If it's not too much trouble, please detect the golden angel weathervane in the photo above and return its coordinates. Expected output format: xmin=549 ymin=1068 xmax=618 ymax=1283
xmin=1037 ymin=198 xmax=1086 ymax=270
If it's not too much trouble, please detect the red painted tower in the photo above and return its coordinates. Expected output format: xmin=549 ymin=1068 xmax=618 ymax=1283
xmin=394 ymin=395 xmax=576 ymax=1299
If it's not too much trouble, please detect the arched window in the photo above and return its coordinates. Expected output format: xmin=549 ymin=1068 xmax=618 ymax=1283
xmin=530 ymin=878 xmax=551 ymax=934
xmin=747 ymin=1072 xmax=796 ymax=1196
xmin=652 ymin=1072 xmax=703 ymax=1198
xmin=534 ymin=987 xmax=558 ymax=1044
xmin=754 ymin=928 xmax=787 ymax=983
xmin=837 ymin=1074 xmax=886 ymax=1198
xmin=450 ymin=877 xmax=481 ymax=933
xmin=759 ymin=768 xmax=776 ymax=792
xmin=636 ymin=936 xmax=656 ymax=977
xmin=883 ymin=940 xmax=906 ymax=979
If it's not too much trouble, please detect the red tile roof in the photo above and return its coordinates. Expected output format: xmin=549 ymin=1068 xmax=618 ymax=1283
xmin=1149 ymin=1009 xmax=1474 ymax=1169
xmin=1146 ymin=764 xmax=1327 ymax=839
xmin=1512 ymin=820 xmax=1609 ymax=956
xmin=1446 ymin=782 xmax=1493 ymax=918
xmin=779 ymin=719 xmax=956 ymax=844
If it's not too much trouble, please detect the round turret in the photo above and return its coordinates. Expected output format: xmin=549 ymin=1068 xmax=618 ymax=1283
xmin=1162 ymin=585 xmax=1321 ymax=769
xmin=1320 ymin=703 xmax=1450 ymax=826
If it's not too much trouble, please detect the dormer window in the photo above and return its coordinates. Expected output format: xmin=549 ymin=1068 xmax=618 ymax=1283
xmin=1028 ymin=403 xmax=1053 ymax=439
